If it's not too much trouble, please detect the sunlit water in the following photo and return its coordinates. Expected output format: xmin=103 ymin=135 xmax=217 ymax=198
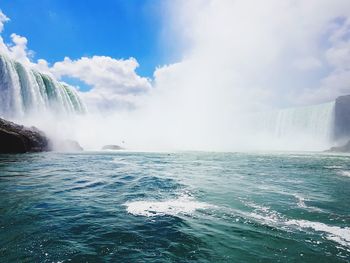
xmin=0 ymin=151 xmax=349 ymax=262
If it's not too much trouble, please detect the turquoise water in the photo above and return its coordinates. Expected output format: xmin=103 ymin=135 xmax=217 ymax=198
xmin=0 ymin=151 xmax=349 ymax=262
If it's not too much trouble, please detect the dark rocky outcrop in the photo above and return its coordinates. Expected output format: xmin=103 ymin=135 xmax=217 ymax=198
xmin=0 ymin=118 xmax=51 ymax=153
xmin=325 ymin=140 xmax=350 ymax=153
xmin=102 ymin=145 xmax=124 ymax=150
xmin=334 ymin=95 xmax=350 ymax=141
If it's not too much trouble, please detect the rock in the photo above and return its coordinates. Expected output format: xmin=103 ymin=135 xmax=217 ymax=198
xmin=325 ymin=140 xmax=350 ymax=153
xmin=54 ymin=139 xmax=84 ymax=152
xmin=102 ymin=145 xmax=124 ymax=150
xmin=334 ymin=95 xmax=350 ymax=141
xmin=0 ymin=118 xmax=51 ymax=153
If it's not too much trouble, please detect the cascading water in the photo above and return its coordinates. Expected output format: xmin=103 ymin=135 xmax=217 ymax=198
xmin=250 ymin=101 xmax=336 ymax=149
xmin=273 ymin=102 xmax=335 ymax=140
xmin=0 ymin=54 xmax=86 ymax=117
xmin=0 ymin=54 xmax=341 ymax=151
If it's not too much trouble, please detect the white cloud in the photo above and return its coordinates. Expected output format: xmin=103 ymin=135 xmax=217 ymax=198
xmin=134 ymin=0 xmax=350 ymax=150
xmin=325 ymin=19 xmax=350 ymax=70
xmin=326 ymin=45 xmax=350 ymax=69
xmin=52 ymin=56 xmax=151 ymax=94
xmin=300 ymin=17 xmax=350 ymax=103
xmin=3 ymin=3 xmax=350 ymax=150
xmin=0 ymin=10 xmax=9 ymax=33
xmin=2 ymin=2 xmax=350 ymax=114
xmin=0 ymin=10 xmax=152 ymax=110
xmin=50 ymin=56 xmax=152 ymax=110
xmin=0 ymin=11 xmax=34 ymax=66
xmin=293 ymin=57 xmax=322 ymax=71
xmin=154 ymin=0 xmax=350 ymax=109
xmin=8 ymin=33 xmax=32 ymax=65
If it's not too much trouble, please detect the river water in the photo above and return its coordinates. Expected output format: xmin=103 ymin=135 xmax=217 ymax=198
xmin=0 ymin=151 xmax=349 ymax=262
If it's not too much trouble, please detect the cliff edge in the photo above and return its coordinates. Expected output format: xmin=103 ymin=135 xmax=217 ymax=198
xmin=0 ymin=118 xmax=51 ymax=153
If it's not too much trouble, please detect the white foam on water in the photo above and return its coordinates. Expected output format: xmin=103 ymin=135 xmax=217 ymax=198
xmin=245 ymin=202 xmax=350 ymax=248
xmin=324 ymin=165 xmax=343 ymax=169
xmin=292 ymin=194 xmax=325 ymax=212
xmin=125 ymin=194 xmax=213 ymax=217
xmin=293 ymin=194 xmax=307 ymax=209
xmin=338 ymin=170 xmax=350 ymax=178
xmin=244 ymin=202 xmax=283 ymax=225
xmin=285 ymin=220 xmax=350 ymax=249
xmin=111 ymin=157 xmax=130 ymax=164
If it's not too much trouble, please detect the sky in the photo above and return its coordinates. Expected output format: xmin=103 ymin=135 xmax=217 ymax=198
xmin=2 ymin=1 xmax=350 ymax=110
xmin=0 ymin=0 xmax=171 ymax=79
xmin=2 ymin=1 xmax=350 ymax=150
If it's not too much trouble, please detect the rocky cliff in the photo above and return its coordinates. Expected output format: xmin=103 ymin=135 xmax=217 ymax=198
xmin=0 ymin=118 xmax=51 ymax=153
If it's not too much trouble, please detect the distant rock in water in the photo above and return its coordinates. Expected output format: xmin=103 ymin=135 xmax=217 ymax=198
xmin=0 ymin=118 xmax=51 ymax=153
xmin=325 ymin=140 xmax=350 ymax=153
xmin=53 ymin=139 xmax=84 ymax=152
xmin=102 ymin=145 xmax=124 ymax=150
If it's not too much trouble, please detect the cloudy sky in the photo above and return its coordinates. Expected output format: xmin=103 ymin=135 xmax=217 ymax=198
xmin=2 ymin=0 xmax=350 ymax=112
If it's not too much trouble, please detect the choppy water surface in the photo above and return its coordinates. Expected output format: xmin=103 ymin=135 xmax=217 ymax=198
xmin=0 ymin=151 xmax=349 ymax=262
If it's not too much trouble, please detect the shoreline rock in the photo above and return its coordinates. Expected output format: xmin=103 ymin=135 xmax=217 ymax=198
xmin=0 ymin=118 xmax=51 ymax=153
xmin=325 ymin=140 xmax=350 ymax=153
xmin=102 ymin=145 xmax=124 ymax=150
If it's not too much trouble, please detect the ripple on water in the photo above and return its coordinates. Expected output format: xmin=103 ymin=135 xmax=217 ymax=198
xmin=1 ymin=151 xmax=349 ymax=262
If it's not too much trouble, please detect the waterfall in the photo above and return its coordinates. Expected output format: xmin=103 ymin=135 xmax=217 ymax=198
xmin=0 ymin=54 xmax=86 ymax=117
xmin=243 ymin=101 xmax=336 ymax=150
xmin=272 ymin=102 xmax=335 ymax=141
xmin=255 ymin=101 xmax=335 ymax=142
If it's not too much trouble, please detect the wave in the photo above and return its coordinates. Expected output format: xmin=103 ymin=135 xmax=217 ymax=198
xmin=125 ymin=193 xmax=350 ymax=249
xmin=286 ymin=219 xmax=350 ymax=249
xmin=245 ymin=202 xmax=350 ymax=249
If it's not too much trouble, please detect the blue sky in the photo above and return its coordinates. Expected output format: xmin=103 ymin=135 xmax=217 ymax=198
xmin=1 ymin=1 xmax=349 ymax=110
xmin=1 ymin=0 xmax=169 ymax=78
xmin=1 ymin=0 xmax=350 ymax=151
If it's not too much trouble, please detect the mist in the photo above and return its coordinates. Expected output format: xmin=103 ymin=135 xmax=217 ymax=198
xmin=5 ymin=0 xmax=350 ymax=151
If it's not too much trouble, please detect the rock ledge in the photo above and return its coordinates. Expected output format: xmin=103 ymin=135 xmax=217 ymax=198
xmin=0 ymin=118 xmax=51 ymax=153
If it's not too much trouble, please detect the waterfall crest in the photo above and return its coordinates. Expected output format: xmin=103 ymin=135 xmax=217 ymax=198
xmin=0 ymin=54 xmax=86 ymax=117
